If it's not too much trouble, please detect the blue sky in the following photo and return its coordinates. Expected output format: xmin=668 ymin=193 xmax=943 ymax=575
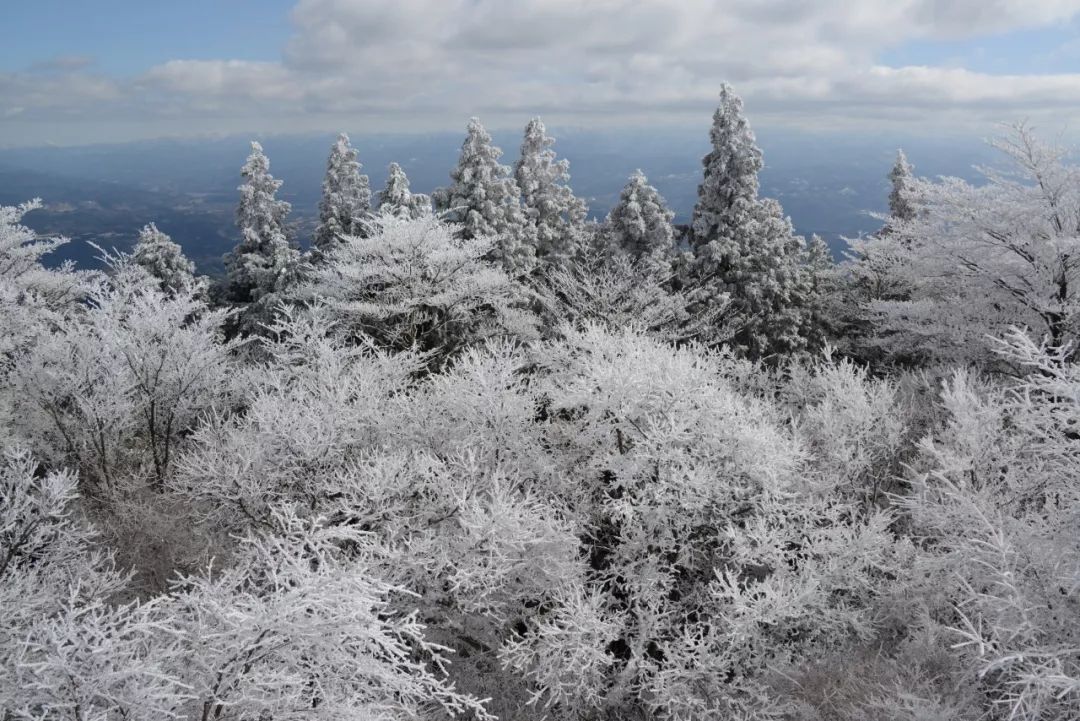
xmin=0 ymin=1 xmax=293 ymax=75
xmin=3 ymin=0 xmax=1080 ymax=146
xmin=880 ymin=20 xmax=1080 ymax=75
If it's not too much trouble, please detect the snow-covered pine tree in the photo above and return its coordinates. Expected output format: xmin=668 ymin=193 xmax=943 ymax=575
xmin=132 ymin=223 xmax=197 ymax=296
xmin=376 ymin=162 xmax=431 ymax=219
xmin=691 ymin=84 xmax=762 ymax=244
xmin=687 ymin=84 xmax=813 ymax=359
xmin=314 ymin=133 xmax=372 ymax=255
xmin=514 ymin=118 xmax=587 ymax=269
xmin=888 ymin=149 xmax=917 ymax=224
xmin=225 ymin=142 xmax=301 ymax=320
xmin=604 ymin=169 xmax=675 ymax=277
xmin=434 ymin=118 xmax=536 ymax=274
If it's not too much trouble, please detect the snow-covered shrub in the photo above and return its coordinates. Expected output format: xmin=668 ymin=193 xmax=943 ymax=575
xmin=172 ymin=305 xmax=422 ymax=531
xmin=165 ymin=510 xmax=492 ymax=721
xmin=503 ymin=325 xmax=902 ymax=719
xmin=901 ymin=329 xmax=1080 ymax=720
xmin=10 ymin=258 xmax=239 ymax=490
xmin=0 ymin=449 xmax=168 ymax=720
xmin=531 ymin=250 xmax=735 ymax=346
xmin=780 ymin=348 xmax=909 ymax=505
xmin=298 ymin=214 xmax=538 ymax=363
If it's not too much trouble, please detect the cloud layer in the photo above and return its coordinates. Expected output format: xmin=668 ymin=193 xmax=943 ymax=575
xmin=4 ymin=0 xmax=1080 ymax=145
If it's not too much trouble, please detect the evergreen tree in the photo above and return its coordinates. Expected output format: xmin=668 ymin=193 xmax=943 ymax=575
xmin=687 ymin=84 xmax=813 ymax=358
xmin=434 ymin=118 xmax=536 ymax=273
xmin=314 ymin=133 xmax=371 ymax=254
xmin=132 ymin=223 xmax=197 ymax=296
xmin=888 ymin=149 xmax=917 ymax=223
xmin=690 ymin=84 xmax=763 ymax=247
xmin=225 ymin=141 xmax=301 ymax=320
xmin=604 ymin=169 xmax=675 ymax=277
xmin=514 ymin=118 xmax=587 ymax=269
xmin=802 ymin=233 xmax=837 ymax=348
xmin=376 ymin=162 xmax=431 ymax=219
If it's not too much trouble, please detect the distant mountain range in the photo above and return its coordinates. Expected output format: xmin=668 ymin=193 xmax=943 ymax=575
xmin=0 ymin=127 xmax=995 ymax=275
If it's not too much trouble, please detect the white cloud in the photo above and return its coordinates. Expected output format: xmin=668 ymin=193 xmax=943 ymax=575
xmin=4 ymin=0 xmax=1080 ymax=144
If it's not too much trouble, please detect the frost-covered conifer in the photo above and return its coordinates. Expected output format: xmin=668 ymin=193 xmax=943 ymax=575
xmin=132 ymin=223 xmax=197 ymax=296
xmin=687 ymin=84 xmax=814 ymax=358
xmin=604 ymin=169 xmax=675 ymax=277
xmin=514 ymin=118 xmax=587 ymax=268
xmin=888 ymin=149 xmax=918 ymax=223
xmin=314 ymin=132 xmax=371 ymax=254
xmin=225 ymin=142 xmax=301 ymax=329
xmin=434 ymin=118 xmax=536 ymax=273
xmin=376 ymin=162 xmax=431 ymax=219
xmin=691 ymin=84 xmax=762 ymax=244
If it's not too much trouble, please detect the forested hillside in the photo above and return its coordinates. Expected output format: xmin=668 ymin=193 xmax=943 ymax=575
xmin=2 ymin=85 xmax=1078 ymax=721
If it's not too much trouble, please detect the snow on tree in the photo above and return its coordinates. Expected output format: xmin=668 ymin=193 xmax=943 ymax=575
xmin=690 ymin=84 xmax=763 ymax=244
xmin=314 ymin=132 xmax=372 ymax=255
xmin=686 ymin=84 xmax=815 ymax=358
xmin=9 ymin=256 xmax=238 ymax=490
xmin=888 ymin=149 xmax=918 ymax=224
xmin=225 ymin=141 xmax=302 ymax=329
xmin=864 ymin=124 xmax=1080 ymax=364
xmin=0 ymin=201 xmax=94 ymax=445
xmin=0 ymin=199 xmax=87 ymax=309
xmin=504 ymin=324 xmax=903 ymax=719
xmin=897 ymin=329 xmax=1080 ymax=719
xmin=297 ymin=213 xmax=536 ymax=362
xmin=434 ymin=118 xmax=536 ymax=274
xmin=801 ymin=232 xmax=837 ymax=348
xmin=165 ymin=510 xmax=492 ymax=720
xmin=831 ymin=153 xmax=925 ymax=361
xmin=514 ymin=118 xmax=587 ymax=268
xmin=0 ymin=449 xmax=184 ymax=720
xmin=531 ymin=249 xmax=735 ymax=347
xmin=603 ymin=169 xmax=676 ymax=277
xmin=376 ymin=162 xmax=431 ymax=219
xmin=132 ymin=222 xmax=198 ymax=296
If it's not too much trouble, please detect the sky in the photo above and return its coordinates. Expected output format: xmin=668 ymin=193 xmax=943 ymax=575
xmin=3 ymin=0 xmax=1080 ymax=147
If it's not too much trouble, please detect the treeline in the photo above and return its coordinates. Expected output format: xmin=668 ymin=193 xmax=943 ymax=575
xmin=1 ymin=83 xmax=1078 ymax=721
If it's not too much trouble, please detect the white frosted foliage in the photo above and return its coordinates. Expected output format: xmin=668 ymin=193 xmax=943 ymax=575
xmin=225 ymin=141 xmax=301 ymax=328
xmin=514 ymin=118 xmax=587 ymax=268
xmin=376 ymin=162 xmax=431 ymax=219
xmin=435 ymin=117 xmax=536 ymax=273
xmin=315 ymin=132 xmax=372 ymax=253
xmin=604 ymin=169 xmax=675 ymax=277
xmin=132 ymin=222 xmax=197 ymax=295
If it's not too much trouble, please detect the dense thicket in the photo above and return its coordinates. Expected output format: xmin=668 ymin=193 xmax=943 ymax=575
xmin=2 ymin=87 xmax=1078 ymax=721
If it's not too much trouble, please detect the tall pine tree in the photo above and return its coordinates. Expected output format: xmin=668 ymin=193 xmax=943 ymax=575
xmin=314 ymin=133 xmax=371 ymax=255
xmin=887 ymin=149 xmax=918 ymax=224
xmin=225 ymin=141 xmax=301 ymax=321
xmin=687 ymin=84 xmax=813 ymax=358
xmin=434 ymin=118 xmax=536 ymax=273
xmin=514 ymin=118 xmax=587 ymax=269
